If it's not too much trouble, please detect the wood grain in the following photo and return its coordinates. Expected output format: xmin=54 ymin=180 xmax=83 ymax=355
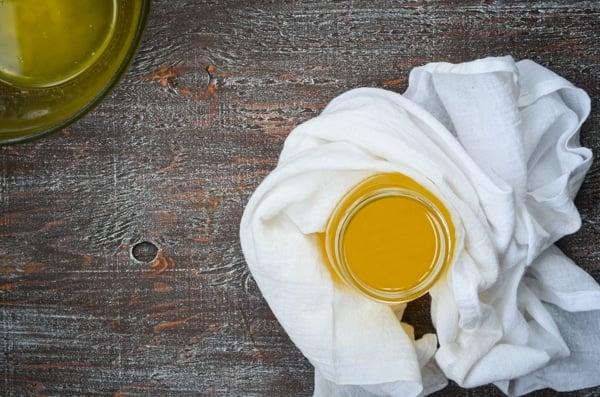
xmin=2 ymin=1 xmax=600 ymax=396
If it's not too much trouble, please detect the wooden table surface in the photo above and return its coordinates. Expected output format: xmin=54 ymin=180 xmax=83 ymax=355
xmin=2 ymin=1 xmax=599 ymax=396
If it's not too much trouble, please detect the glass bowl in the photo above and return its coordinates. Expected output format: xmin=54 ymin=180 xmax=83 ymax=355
xmin=0 ymin=0 xmax=151 ymax=145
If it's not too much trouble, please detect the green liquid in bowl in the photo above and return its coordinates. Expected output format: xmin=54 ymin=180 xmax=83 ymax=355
xmin=0 ymin=0 xmax=117 ymax=87
xmin=0 ymin=0 xmax=150 ymax=144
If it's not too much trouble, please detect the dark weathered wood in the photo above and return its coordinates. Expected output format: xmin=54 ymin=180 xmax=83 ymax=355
xmin=2 ymin=1 xmax=600 ymax=396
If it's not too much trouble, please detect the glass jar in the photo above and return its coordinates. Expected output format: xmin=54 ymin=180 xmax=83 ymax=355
xmin=322 ymin=173 xmax=455 ymax=303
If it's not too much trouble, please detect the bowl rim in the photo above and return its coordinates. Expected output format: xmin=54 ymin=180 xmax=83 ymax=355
xmin=0 ymin=0 xmax=152 ymax=146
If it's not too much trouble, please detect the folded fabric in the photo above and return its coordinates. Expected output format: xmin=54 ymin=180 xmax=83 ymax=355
xmin=239 ymin=56 xmax=599 ymax=396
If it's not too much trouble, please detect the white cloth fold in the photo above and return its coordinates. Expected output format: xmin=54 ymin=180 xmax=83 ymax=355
xmin=239 ymin=56 xmax=599 ymax=396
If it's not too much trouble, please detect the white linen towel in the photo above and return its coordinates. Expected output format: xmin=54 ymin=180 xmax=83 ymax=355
xmin=239 ymin=56 xmax=599 ymax=396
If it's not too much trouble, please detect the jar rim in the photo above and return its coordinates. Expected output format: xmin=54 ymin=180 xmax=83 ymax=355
xmin=323 ymin=173 xmax=455 ymax=304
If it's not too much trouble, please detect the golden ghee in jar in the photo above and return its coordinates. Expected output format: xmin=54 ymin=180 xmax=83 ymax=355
xmin=0 ymin=0 xmax=116 ymax=88
xmin=322 ymin=173 xmax=455 ymax=303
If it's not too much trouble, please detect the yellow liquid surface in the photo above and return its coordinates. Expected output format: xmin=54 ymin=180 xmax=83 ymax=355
xmin=342 ymin=195 xmax=439 ymax=290
xmin=0 ymin=0 xmax=116 ymax=87
xmin=323 ymin=173 xmax=455 ymax=301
